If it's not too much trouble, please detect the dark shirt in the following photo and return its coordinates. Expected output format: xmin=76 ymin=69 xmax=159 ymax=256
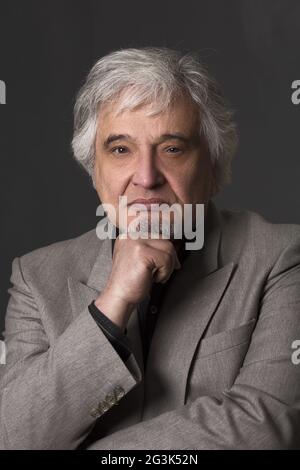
xmin=88 ymin=229 xmax=189 ymax=367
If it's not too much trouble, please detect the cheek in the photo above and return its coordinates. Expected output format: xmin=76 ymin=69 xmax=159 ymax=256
xmin=168 ymin=163 xmax=201 ymax=201
xmin=171 ymin=157 xmax=212 ymax=203
xmin=190 ymin=153 xmax=213 ymax=194
xmin=96 ymin=164 xmax=128 ymax=204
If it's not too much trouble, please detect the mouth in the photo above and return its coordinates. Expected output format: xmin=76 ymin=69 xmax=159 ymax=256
xmin=128 ymin=198 xmax=169 ymax=209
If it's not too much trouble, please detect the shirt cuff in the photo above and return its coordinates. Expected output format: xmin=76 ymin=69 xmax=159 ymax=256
xmin=88 ymin=301 xmax=132 ymax=361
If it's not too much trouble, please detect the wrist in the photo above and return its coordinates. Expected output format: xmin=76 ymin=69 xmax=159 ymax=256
xmin=94 ymin=289 xmax=134 ymax=330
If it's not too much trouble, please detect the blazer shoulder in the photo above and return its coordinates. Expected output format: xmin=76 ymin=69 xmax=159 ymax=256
xmin=219 ymin=207 xmax=300 ymax=265
xmin=222 ymin=207 xmax=300 ymax=240
xmin=16 ymin=228 xmax=101 ymax=281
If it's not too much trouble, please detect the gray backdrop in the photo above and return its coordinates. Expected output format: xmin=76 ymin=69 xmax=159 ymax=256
xmin=1 ymin=0 xmax=300 ymax=334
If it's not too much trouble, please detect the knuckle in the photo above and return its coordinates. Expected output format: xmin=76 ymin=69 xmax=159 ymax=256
xmin=164 ymin=240 xmax=175 ymax=254
xmin=134 ymin=242 xmax=144 ymax=256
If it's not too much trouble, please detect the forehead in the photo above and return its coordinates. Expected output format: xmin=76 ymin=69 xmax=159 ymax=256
xmin=97 ymin=95 xmax=200 ymax=139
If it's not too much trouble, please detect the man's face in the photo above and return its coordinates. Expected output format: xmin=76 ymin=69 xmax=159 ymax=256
xmin=94 ymin=94 xmax=214 ymax=236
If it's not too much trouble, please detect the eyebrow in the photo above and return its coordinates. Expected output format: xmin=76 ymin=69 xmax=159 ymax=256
xmin=103 ymin=132 xmax=196 ymax=149
xmin=157 ymin=133 xmax=191 ymax=144
xmin=103 ymin=134 xmax=135 ymax=149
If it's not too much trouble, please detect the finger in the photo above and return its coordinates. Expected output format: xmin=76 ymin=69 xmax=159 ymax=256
xmin=150 ymin=249 xmax=176 ymax=284
xmin=146 ymin=239 xmax=181 ymax=270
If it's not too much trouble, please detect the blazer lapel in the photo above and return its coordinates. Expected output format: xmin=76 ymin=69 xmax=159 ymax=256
xmin=142 ymin=202 xmax=236 ymax=420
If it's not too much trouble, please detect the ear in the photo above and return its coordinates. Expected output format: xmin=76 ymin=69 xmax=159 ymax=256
xmin=91 ymin=171 xmax=97 ymax=190
xmin=92 ymin=154 xmax=99 ymax=190
xmin=205 ymin=153 xmax=217 ymax=199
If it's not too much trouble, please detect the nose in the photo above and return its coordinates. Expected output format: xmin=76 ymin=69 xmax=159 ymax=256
xmin=131 ymin=149 xmax=165 ymax=189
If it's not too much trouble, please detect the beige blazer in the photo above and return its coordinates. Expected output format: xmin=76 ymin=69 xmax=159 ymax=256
xmin=1 ymin=201 xmax=300 ymax=449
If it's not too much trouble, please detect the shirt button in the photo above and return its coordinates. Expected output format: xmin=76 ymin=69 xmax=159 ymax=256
xmin=149 ymin=305 xmax=158 ymax=314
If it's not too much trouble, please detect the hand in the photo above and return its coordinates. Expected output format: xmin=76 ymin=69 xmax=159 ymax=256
xmin=94 ymin=236 xmax=181 ymax=330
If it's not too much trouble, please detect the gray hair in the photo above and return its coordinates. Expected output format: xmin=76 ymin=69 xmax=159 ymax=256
xmin=71 ymin=47 xmax=238 ymax=194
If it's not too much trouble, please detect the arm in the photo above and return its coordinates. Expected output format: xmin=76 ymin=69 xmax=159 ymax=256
xmin=0 ymin=257 xmax=141 ymax=450
xmin=88 ymin=239 xmax=300 ymax=450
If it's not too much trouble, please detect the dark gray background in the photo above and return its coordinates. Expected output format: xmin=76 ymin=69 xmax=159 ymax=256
xmin=0 ymin=0 xmax=300 ymax=334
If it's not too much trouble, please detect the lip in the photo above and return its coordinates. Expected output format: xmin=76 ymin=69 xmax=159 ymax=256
xmin=128 ymin=198 xmax=168 ymax=206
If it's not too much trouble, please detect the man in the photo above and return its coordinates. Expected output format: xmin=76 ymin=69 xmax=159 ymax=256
xmin=1 ymin=47 xmax=300 ymax=450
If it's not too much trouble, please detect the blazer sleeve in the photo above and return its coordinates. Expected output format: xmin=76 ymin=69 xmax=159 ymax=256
xmin=0 ymin=257 xmax=142 ymax=450
xmin=87 ymin=237 xmax=300 ymax=450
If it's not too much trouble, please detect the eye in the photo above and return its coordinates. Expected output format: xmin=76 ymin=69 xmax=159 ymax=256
xmin=165 ymin=147 xmax=182 ymax=154
xmin=111 ymin=146 xmax=129 ymax=155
